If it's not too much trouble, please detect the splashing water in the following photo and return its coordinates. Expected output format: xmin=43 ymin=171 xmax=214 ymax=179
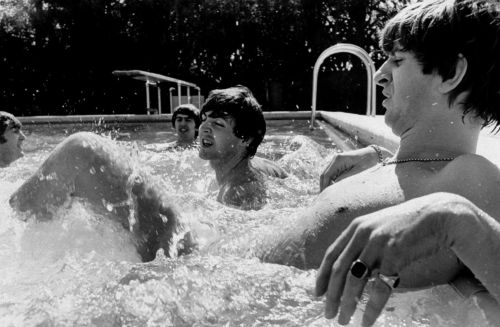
xmin=0 ymin=121 xmax=488 ymax=326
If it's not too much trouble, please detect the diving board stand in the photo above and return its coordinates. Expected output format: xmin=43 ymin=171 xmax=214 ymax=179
xmin=112 ymin=70 xmax=202 ymax=114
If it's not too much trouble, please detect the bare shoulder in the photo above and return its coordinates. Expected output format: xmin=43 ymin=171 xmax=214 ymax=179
xmin=434 ymin=154 xmax=500 ymax=216
xmin=251 ymin=156 xmax=288 ymax=178
xmin=220 ymin=175 xmax=267 ymax=210
xmin=442 ymin=154 xmax=500 ymax=180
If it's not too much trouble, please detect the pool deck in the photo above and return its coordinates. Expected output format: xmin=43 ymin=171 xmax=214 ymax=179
xmin=320 ymin=111 xmax=500 ymax=166
xmin=17 ymin=111 xmax=500 ymax=166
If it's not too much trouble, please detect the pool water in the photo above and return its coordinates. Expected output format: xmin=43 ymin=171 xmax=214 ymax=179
xmin=0 ymin=120 xmax=487 ymax=326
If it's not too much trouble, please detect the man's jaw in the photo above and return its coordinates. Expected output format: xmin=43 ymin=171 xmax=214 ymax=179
xmin=198 ymin=136 xmax=217 ymax=160
xmin=14 ymin=145 xmax=24 ymax=160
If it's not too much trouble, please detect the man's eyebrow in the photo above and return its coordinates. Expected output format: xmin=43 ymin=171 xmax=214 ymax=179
xmin=204 ymin=111 xmax=230 ymax=119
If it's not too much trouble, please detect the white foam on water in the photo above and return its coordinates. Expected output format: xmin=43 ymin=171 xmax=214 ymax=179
xmin=0 ymin=124 xmax=491 ymax=326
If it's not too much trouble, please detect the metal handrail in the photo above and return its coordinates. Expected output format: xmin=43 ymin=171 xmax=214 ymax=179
xmin=310 ymin=43 xmax=376 ymax=129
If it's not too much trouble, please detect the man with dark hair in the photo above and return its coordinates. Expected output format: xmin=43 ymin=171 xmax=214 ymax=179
xmin=301 ymin=0 xmax=500 ymax=325
xmin=169 ymin=104 xmax=200 ymax=148
xmin=0 ymin=111 xmax=26 ymax=167
xmin=199 ymin=85 xmax=285 ymax=209
xmin=4 ymin=86 xmax=283 ymax=262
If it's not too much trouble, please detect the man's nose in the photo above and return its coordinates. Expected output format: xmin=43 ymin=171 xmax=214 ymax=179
xmin=199 ymin=121 xmax=210 ymax=133
xmin=374 ymin=62 xmax=392 ymax=87
xmin=19 ymin=131 xmax=26 ymax=141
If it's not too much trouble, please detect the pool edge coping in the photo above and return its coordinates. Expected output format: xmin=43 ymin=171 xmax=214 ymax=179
xmin=16 ymin=111 xmax=312 ymax=124
xmin=16 ymin=111 xmax=500 ymax=165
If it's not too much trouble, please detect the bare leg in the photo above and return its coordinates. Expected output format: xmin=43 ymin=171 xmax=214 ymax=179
xmin=10 ymin=132 xmax=180 ymax=261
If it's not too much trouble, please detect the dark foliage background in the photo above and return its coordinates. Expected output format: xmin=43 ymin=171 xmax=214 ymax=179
xmin=0 ymin=0 xmax=408 ymax=116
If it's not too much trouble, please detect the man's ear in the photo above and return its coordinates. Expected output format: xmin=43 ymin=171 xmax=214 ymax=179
xmin=439 ymin=54 xmax=468 ymax=94
xmin=240 ymin=136 xmax=253 ymax=147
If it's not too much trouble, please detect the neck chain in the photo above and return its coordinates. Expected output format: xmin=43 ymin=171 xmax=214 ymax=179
xmin=382 ymin=157 xmax=455 ymax=166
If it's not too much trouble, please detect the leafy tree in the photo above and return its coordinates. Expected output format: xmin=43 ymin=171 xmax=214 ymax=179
xmin=0 ymin=0 xmax=408 ymax=115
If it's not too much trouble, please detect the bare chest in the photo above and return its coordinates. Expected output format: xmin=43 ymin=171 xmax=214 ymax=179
xmin=314 ymin=164 xmax=442 ymax=224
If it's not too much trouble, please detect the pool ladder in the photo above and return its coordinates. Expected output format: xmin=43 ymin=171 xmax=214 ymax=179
xmin=310 ymin=43 xmax=376 ymax=129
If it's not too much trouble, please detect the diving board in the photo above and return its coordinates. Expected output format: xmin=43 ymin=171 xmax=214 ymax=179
xmin=112 ymin=70 xmax=202 ymax=114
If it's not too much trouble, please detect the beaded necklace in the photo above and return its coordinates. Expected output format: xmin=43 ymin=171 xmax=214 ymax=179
xmin=382 ymin=157 xmax=455 ymax=166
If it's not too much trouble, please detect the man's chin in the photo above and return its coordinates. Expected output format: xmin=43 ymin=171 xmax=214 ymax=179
xmin=198 ymin=150 xmax=208 ymax=159
xmin=198 ymin=148 xmax=215 ymax=160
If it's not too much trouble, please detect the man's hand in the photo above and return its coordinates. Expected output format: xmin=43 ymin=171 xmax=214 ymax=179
xmin=319 ymin=146 xmax=391 ymax=192
xmin=315 ymin=194 xmax=460 ymax=326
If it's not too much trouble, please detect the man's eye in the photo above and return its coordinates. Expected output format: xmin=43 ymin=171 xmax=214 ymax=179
xmin=390 ymin=57 xmax=403 ymax=66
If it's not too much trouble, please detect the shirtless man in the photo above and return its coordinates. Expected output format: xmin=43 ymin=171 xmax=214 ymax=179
xmin=168 ymin=104 xmax=200 ymax=149
xmin=0 ymin=111 xmax=25 ymax=167
xmin=198 ymin=85 xmax=286 ymax=210
xmin=257 ymin=0 xmax=500 ymax=297
xmin=3 ymin=86 xmax=285 ymax=259
xmin=272 ymin=0 xmax=500 ymax=324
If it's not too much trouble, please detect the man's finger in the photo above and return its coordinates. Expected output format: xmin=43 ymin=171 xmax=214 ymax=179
xmin=323 ymin=259 xmax=350 ymax=319
xmin=337 ymin=267 xmax=370 ymax=325
xmin=322 ymin=231 xmax=366 ymax=319
xmin=361 ymin=278 xmax=392 ymax=327
xmin=316 ymin=223 xmax=358 ymax=296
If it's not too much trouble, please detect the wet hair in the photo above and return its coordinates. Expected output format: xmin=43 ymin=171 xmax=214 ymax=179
xmin=172 ymin=104 xmax=201 ymax=137
xmin=201 ymin=85 xmax=265 ymax=158
xmin=0 ymin=111 xmax=22 ymax=144
xmin=380 ymin=0 xmax=500 ymax=129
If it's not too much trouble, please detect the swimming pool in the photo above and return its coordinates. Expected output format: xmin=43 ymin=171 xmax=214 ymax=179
xmin=0 ymin=117 xmax=487 ymax=326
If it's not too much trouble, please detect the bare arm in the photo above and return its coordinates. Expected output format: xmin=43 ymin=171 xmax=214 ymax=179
xmin=319 ymin=145 xmax=393 ymax=191
xmin=448 ymin=200 xmax=500 ymax=303
xmin=315 ymin=193 xmax=500 ymax=326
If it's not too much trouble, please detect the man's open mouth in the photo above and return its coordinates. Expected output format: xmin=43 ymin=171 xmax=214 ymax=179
xmin=201 ymin=139 xmax=213 ymax=147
